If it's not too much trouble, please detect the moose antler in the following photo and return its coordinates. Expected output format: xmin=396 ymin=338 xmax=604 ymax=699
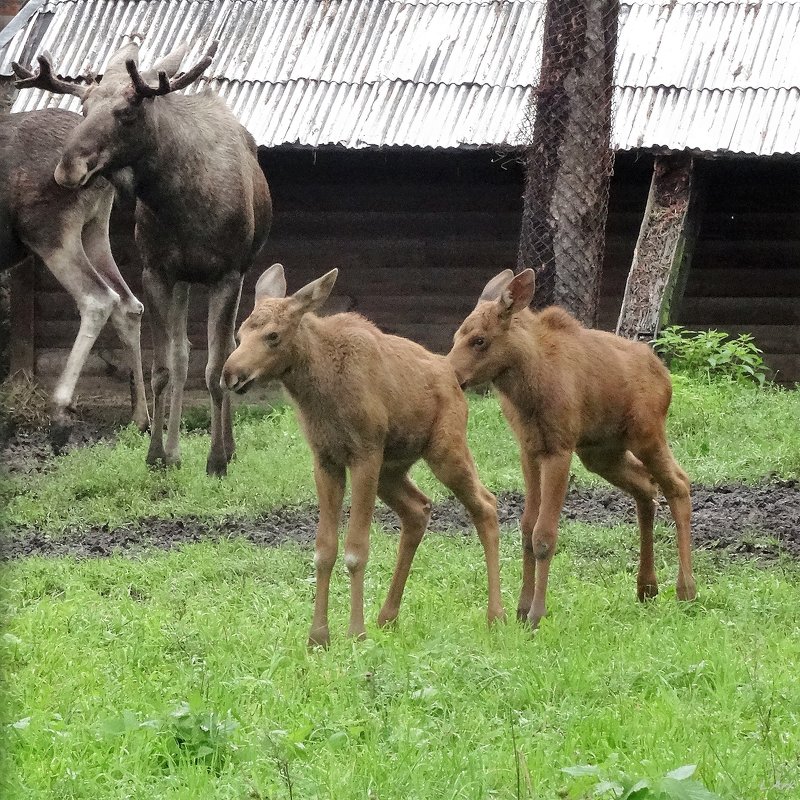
xmin=126 ymin=41 xmax=219 ymax=99
xmin=12 ymin=52 xmax=91 ymax=98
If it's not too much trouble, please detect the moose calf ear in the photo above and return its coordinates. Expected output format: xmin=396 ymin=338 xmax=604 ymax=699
xmin=478 ymin=268 xmax=515 ymax=304
xmin=292 ymin=268 xmax=339 ymax=313
xmin=255 ymin=263 xmax=287 ymax=299
xmin=498 ymin=269 xmax=535 ymax=317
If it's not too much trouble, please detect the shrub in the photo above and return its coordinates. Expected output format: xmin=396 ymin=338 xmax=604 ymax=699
xmin=652 ymin=325 xmax=769 ymax=385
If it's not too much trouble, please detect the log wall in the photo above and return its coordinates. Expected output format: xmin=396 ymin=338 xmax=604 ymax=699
xmin=19 ymin=150 xmax=800 ymax=392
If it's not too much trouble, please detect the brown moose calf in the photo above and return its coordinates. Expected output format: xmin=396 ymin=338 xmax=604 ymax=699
xmin=447 ymin=269 xmax=697 ymax=630
xmin=222 ymin=264 xmax=505 ymax=646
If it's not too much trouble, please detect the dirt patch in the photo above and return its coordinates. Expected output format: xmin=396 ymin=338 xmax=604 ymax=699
xmin=0 ymin=418 xmax=120 ymax=477
xmin=2 ymin=481 xmax=798 ymax=561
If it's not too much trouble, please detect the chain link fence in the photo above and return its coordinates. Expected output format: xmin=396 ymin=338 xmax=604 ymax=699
xmin=516 ymin=0 xmax=620 ymax=326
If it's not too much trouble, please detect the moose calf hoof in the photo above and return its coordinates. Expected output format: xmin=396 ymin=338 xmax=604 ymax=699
xmin=526 ymin=607 xmax=547 ymax=632
xmin=637 ymin=580 xmax=659 ymax=602
xmin=377 ymin=608 xmax=399 ymax=628
xmin=488 ymin=606 xmax=507 ymax=626
xmin=516 ymin=606 xmax=532 ymax=623
xmin=307 ymin=626 xmax=331 ymax=650
xmin=676 ymin=579 xmax=697 ymax=602
xmin=347 ymin=625 xmax=368 ymax=642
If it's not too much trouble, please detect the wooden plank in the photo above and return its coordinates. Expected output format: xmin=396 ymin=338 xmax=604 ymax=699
xmin=684 ymin=268 xmax=800 ymax=298
xmin=617 ymin=154 xmax=703 ymax=341
xmin=9 ymin=257 xmax=35 ymax=376
xmin=678 ymin=297 xmax=800 ymax=326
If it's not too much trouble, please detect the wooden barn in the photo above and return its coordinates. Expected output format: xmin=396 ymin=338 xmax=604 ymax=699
xmin=1 ymin=0 xmax=799 ymax=393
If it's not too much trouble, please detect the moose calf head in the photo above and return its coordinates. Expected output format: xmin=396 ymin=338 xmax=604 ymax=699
xmin=221 ymin=264 xmax=339 ymax=394
xmin=13 ymin=41 xmax=217 ymax=188
xmin=447 ymin=268 xmax=536 ymax=388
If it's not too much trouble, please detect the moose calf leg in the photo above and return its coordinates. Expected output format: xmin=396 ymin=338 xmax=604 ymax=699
xmin=308 ymin=460 xmax=345 ymax=648
xmin=343 ymin=456 xmax=382 ymax=640
xmin=529 ymin=452 xmax=571 ymax=630
xmin=377 ymin=471 xmax=432 ymax=627
xmin=426 ymin=441 xmax=505 ymax=624
xmin=517 ymin=459 xmax=541 ymax=620
xmin=579 ymin=447 xmax=660 ymax=601
xmin=639 ymin=442 xmax=697 ymax=601
xmin=206 ymin=274 xmax=243 ymax=477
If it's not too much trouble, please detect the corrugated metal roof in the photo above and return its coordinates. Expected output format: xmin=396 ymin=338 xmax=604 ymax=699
xmin=2 ymin=0 xmax=799 ymax=155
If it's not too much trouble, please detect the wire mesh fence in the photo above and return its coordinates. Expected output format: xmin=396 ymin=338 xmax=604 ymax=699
xmin=516 ymin=0 xmax=620 ymax=326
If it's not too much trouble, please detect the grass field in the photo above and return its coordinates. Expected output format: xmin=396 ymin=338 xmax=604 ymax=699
xmin=2 ymin=376 xmax=800 ymax=799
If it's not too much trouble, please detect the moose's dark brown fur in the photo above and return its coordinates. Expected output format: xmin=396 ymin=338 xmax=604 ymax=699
xmin=222 ymin=264 xmax=505 ymax=646
xmin=447 ymin=269 xmax=697 ymax=629
xmin=0 ymin=108 xmax=148 ymax=439
xmin=15 ymin=41 xmax=272 ymax=474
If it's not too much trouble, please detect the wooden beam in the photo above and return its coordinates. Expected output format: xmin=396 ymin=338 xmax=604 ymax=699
xmin=9 ymin=257 xmax=35 ymax=377
xmin=616 ymin=154 xmax=704 ymax=341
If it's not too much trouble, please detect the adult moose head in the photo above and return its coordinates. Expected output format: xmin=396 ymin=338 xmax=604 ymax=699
xmin=16 ymin=39 xmax=273 ymax=476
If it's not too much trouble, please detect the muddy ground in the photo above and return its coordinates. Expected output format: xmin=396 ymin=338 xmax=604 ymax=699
xmin=2 ymin=407 xmax=798 ymax=561
xmin=3 ymin=481 xmax=798 ymax=561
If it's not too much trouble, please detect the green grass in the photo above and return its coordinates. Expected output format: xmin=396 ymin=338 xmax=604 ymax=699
xmin=2 ymin=377 xmax=799 ymax=533
xmin=2 ymin=529 xmax=799 ymax=799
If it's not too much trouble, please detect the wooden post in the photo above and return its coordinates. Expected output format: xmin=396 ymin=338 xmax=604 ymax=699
xmin=616 ymin=154 xmax=703 ymax=341
xmin=9 ymin=257 xmax=35 ymax=376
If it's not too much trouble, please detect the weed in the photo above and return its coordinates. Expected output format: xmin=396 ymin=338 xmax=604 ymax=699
xmin=561 ymin=762 xmax=722 ymax=799
xmin=653 ymin=326 xmax=769 ymax=385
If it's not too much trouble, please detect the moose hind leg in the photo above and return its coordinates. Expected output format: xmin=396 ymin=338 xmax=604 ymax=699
xmin=425 ymin=435 xmax=505 ymax=625
xmin=163 ymin=282 xmax=191 ymax=467
xmin=82 ymin=204 xmax=149 ymax=432
xmin=206 ymin=273 xmax=243 ymax=477
xmin=376 ymin=469 xmax=432 ymax=627
xmin=28 ymin=238 xmax=119 ymax=451
xmin=636 ymin=439 xmax=697 ymax=602
xmin=578 ymin=446 xmax=659 ymax=601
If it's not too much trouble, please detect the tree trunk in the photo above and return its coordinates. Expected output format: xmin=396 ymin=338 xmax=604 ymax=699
xmin=517 ymin=0 xmax=619 ymax=327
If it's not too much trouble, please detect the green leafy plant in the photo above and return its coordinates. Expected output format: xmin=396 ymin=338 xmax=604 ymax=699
xmin=653 ymin=325 xmax=769 ymax=385
xmin=562 ymin=763 xmax=722 ymax=799
xmin=100 ymin=696 xmax=239 ymax=773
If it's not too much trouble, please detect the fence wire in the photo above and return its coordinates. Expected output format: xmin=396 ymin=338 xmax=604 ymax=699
xmin=517 ymin=0 xmax=620 ymax=327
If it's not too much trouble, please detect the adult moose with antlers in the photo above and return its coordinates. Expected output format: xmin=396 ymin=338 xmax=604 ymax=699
xmin=15 ymin=40 xmax=272 ymax=475
xmin=1 ymin=100 xmax=149 ymax=443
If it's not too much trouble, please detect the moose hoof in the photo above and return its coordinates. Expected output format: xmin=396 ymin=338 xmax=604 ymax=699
xmin=488 ymin=607 xmax=507 ymax=626
xmin=307 ymin=627 xmax=330 ymax=650
xmin=377 ymin=608 xmax=398 ymax=628
xmin=48 ymin=420 xmax=72 ymax=455
xmin=677 ymin=578 xmax=697 ymax=602
xmin=516 ymin=606 xmax=532 ymax=623
xmin=206 ymin=456 xmax=228 ymax=478
xmin=526 ymin=608 xmax=546 ymax=632
xmin=637 ymin=580 xmax=659 ymax=602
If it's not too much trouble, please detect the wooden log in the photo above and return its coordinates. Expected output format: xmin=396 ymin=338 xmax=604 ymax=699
xmin=616 ymin=154 xmax=703 ymax=342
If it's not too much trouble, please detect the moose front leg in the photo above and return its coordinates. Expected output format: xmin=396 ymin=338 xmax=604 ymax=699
xmin=528 ymin=451 xmax=572 ymax=630
xmin=517 ymin=456 xmax=542 ymax=621
xmin=344 ymin=453 xmax=382 ymax=640
xmin=309 ymin=459 xmax=346 ymax=648
xmin=206 ymin=273 xmax=243 ymax=477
